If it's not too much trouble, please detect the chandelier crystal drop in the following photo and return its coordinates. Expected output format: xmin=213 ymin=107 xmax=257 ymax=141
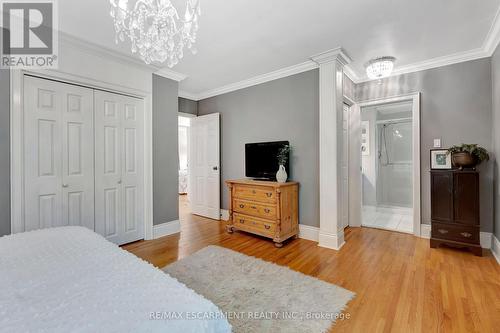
xmin=365 ymin=56 xmax=396 ymax=80
xmin=109 ymin=0 xmax=201 ymax=67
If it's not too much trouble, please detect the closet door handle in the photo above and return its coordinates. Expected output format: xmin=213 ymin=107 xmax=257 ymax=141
xmin=118 ymin=180 xmax=122 ymax=184
xmin=62 ymin=184 xmax=69 ymax=188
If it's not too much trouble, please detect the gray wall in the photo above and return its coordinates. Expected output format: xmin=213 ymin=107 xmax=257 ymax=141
xmin=153 ymin=74 xmax=179 ymax=225
xmin=179 ymin=97 xmax=198 ymax=115
xmin=492 ymin=45 xmax=500 ymax=239
xmin=357 ymin=58 xmax=494 ymax=232
xmin=198 ymin=70 xmax=320 ymax=227
xmin=0 ymin=69 xmax=10 ymax=236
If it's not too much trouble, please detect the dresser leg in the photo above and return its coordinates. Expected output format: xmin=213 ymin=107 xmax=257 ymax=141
xmin=274 ymin=242 xmax=283 ymax=248
xmin=226 ymin=225 xmax=234 ymax=234
xmin=471 ymin=246 xmax=482 ymax=257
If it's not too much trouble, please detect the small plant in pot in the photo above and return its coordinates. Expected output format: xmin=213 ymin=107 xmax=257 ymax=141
xmin=447 ymin=144 xmax=490 ymax=170
xmin=276 ymin=145 xmax=291 ymax=183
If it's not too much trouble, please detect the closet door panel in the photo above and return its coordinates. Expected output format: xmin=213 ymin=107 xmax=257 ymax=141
xmin=121 ymin=97 xmax=144 ymax=243
xmin=95 ymin=92 xmax=123 ymax=243
xmin=95 ymin=91 xmax=144 ymax=244
xmin=23 ymin=76 xmax=94 ymax=232
xmin=61 ymin=85 xmax=95 ymax=230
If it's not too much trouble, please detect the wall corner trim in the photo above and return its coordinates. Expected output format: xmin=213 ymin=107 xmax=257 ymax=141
xmin=152 ymin=220 xmax=180 ymax=239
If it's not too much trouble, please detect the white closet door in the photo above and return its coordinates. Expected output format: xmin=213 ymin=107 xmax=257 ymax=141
xmin=24 ymin=76 xmax=94 ymax=231
xmin=94 ymin=90 xmax=144 ymax=245
xmin=189 ymin=113 xmax=220 ymax=220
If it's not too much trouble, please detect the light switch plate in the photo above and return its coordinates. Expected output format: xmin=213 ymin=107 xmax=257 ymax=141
xmin=433 ymin=138 xmax=441 ymax=148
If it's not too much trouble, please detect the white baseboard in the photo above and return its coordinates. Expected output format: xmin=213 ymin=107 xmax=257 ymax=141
xmin=492 ymin=235 xmax=500 ymax=265
xmin=220 ymin=209 xmax=229 ymax=221
xmin=298 ymin=224 xmax=319 ymax=242
xmin=421 ymin=224 xmax=492 ymax=249
xmin=420 ymin=224 xmax=431 ymax=239
xmin=153 ymin=220 xmax=180 ymax=239
xmin=318 ymin=230 xmax=345 ymax=250
xmin=480 ymin=232 xmax=492 ymax=249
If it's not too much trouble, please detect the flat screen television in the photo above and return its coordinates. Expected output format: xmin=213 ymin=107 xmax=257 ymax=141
xmin=245 ymin=141 xmax=289 ymax=180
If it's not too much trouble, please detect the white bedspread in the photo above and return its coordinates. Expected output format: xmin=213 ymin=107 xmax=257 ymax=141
xmin=0 ymin=227 xmax=231 ymax=333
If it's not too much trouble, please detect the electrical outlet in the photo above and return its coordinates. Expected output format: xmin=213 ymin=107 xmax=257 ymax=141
xmin=433 ymin=138 xmax=441 ymax=148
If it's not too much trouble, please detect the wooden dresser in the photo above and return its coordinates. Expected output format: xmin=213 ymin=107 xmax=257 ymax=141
xmin=225 ymin=179 xmax=299 ymax=247
xmin=430 ymin=170 xmax=481 ymax=256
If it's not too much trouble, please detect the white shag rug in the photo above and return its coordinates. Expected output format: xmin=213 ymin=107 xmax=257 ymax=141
xmin=163 ymin=246 xmax=355 ymax=333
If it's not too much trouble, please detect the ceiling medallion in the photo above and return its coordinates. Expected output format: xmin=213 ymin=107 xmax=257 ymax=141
xmin=365 ymin=56 xmax=396 ymax=80
xmin=109 ymin=0 xmax=201 ymax=67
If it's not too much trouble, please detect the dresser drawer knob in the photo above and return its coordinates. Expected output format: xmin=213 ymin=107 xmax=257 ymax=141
xmin=239 ymin=219 xmax=245 ymax=224
xmin=266 ymin=193 xmax=272 ymax=197
xmin=252 ymin=190 xmax=256 ymax=194
xmin=460 ymin=232 xmax=472 ymax=238
xmin=264 ymin=225 xmax=271 ymax=230
xmin=239 ymin=204 xmax=244 ymax=208
xmin=264 ymin=208 xmax=271 ymax=213
xmin=251 ymin=206 xmax=257 ymax=209
xmin=438 ymin=229 xmax=449 ymax=234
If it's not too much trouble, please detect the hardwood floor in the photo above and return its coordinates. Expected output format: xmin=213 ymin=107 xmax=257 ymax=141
xmin=123 ymin=196 xmax=500 ymax=333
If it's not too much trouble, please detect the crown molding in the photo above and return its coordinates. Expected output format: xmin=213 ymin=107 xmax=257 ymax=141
xmin=178 ymin=90 xmax=199 ymax=100
xmin=155 ymin=68 xmax=187 ymax=82
xmin=310 ymin=47 xmax=352 ymax=66
xmin=59 ymin=32 xmax=188 ymax=82
xmin=194 ymin=60 xmax=319 ymax=100
xmin=484 ymin=5 xmax=500 ymax=56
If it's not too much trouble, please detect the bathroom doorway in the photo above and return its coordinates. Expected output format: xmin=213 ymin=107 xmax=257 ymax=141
xmin=356 ymin=95 xmax=420 ymax=235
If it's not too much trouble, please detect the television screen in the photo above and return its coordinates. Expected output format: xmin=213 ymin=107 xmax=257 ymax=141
xmin=245 ymin=141 xmax=289 ymax=180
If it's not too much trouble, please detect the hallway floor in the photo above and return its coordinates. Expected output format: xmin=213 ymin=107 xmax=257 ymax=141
xmin=362 ymin=205 xmax=413 ymax=234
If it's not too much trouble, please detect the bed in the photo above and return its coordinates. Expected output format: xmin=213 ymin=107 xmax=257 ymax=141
xmin=0 ymin=226 xmax=231 ymax=333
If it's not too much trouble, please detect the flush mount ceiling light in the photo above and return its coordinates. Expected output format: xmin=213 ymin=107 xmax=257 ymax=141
xmin=109 ymin=0 xmax=201 ymax=67
xmin=365 ymin=56 xmax=396 ymax=80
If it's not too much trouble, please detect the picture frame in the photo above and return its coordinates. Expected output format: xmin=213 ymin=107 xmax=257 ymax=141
xmin=430 ymin=149 xmax=452 ymax=169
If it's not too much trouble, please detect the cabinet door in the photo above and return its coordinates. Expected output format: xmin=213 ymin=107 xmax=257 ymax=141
xmin=453 ymin=172 xmax=479 ymax=225
xmin=431 ymin=172 xmax=453 ymax=222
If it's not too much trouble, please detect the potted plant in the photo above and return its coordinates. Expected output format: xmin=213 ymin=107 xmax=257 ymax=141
xmin=276 ymin=145 xmax=291 ymax=183
xmin=447 ymin=144 xmax=490 ymax=170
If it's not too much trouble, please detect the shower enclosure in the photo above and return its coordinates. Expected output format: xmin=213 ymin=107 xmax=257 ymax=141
xmin=361 ymin=101 xmax=414 ymax=233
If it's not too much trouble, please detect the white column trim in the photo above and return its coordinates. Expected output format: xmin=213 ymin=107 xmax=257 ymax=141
xmin=312 ymin=47 xmax=351 ymax=250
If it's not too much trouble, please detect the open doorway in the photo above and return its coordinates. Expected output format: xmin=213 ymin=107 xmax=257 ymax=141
xmin=178 ymin=114 xmax=194 ymax=218
xmin=355 ymin=94 xmax=421 ymax=236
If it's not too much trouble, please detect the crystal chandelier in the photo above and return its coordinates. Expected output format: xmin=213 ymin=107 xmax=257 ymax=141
xmin=365 ymin=56 xmax=396 ymax=80
xmin=109 ymin=0 xmax=201 ymax=67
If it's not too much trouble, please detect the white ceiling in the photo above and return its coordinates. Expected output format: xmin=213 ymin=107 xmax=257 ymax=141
xmin=59 ymin=0 xmax=500 ymax=96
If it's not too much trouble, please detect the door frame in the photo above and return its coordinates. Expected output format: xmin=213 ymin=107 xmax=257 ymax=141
xmin=10 ymin=69 xmax=154 ymax=239
xmin=354 ymin=93 xmax=421 ymax=237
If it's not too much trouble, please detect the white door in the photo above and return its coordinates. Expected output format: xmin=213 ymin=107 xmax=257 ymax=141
xmin=189 ymin=113 xmax=220 ymax=220
xmin=341 ymin=104 xmax=349 ymax=228
xmin=94 ymin=90 xmax=144 ymax=245
xmin=24 ymin=76 xmax=95 ymax=231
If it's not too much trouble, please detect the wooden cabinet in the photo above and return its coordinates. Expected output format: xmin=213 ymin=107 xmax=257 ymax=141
xmin=430 ymin=170 xmax=481 ymax=256
xmin=225 ymin=179 xmax=299 ymax=247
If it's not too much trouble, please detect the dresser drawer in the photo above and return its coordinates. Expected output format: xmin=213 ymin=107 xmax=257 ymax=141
xmin=233 ymin=185 xmax=276 ymax=203
xmin=233 ymin=199 xmax=276 ymax=219
xmin=233 ymin=213 xmax=275 ymax=237
xmin=431 ymin=222 xmax=479 ymax=244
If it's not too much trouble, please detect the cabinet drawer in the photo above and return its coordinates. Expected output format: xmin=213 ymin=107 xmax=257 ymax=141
xmin=233 ymin=213 xmax=275 ymax=237
xmin=431 ymin=222 xmax=479 ymax=244
xmin=233 ymin=199 xmax=276 ymax=219
xmin=233 ymin=185 xmax=276 ymax=203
